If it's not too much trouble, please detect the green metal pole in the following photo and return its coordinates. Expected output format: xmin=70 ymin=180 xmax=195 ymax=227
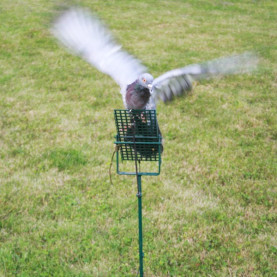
xmin=136 ymin=174 xmax=144 ymax=277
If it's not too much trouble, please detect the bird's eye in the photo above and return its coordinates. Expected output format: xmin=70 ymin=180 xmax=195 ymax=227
xmin=143 ymin=78 xmax=146 ymax=83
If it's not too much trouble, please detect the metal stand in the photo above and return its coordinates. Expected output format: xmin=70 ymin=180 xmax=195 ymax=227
xmin=114 ymin=109 xmax=162 ymax=276
xmin=137 ymin=174 xmax=143 ymax=277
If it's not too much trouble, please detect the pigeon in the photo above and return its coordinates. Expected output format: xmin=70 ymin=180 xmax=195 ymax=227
xmin=51 ymin=7 xmax=258 ymax=158
xmin=51 ymin=7 xmax=258 ymax=112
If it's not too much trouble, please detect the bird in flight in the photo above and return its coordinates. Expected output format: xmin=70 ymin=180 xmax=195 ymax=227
xmin=51 ymin=7 xmax=258 ymax=113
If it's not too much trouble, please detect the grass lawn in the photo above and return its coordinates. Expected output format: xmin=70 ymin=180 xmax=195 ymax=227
xmin=0 ymin=0 xmax=276 ymax=276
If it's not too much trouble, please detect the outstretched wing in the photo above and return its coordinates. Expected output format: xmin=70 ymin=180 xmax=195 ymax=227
xmin=152 ymin=52 xmax=258 ymax=103
xmin=51 ymin=7 xmax=146 ymax=94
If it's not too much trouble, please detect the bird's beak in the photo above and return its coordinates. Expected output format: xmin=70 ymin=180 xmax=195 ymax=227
xmin=147 ymin=84 xmax=152 ymax=89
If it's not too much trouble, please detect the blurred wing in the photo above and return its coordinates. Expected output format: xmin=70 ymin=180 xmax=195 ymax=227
xmin=51 ymin=7 xmax=146 ymax=93
xmin=152 ymin=52 xmax=258 ymax=103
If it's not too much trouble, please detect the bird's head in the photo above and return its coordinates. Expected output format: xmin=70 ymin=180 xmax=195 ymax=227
xmin=138 ymin=73 xmax=154 ymax=90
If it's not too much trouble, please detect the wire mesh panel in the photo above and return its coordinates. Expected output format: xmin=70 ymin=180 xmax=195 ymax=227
xmin=114 ymin=109 xmax=162 ymax=162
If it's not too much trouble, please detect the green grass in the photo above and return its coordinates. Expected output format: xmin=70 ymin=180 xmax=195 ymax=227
xmin=0 ymin=0 xmax=276 ymax=276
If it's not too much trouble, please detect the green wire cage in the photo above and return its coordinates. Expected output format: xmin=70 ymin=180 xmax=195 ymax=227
xmin=114 ymin=109 xmax=162 ymax=175
xmin=114 ymin=109 xmax=162 ymax=277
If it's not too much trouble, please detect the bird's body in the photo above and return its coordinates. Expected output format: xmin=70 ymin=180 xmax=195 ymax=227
xmin=125 ymin=74 xmax=163 ymax=148
xmin=51 ymin=7 xmax=258 ymax=155
xmin=125 ymin=81 xmax=151 ymax=110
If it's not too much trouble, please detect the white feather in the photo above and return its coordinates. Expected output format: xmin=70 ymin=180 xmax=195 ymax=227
xmin=51 ymin=8 xmax=146 ymax=100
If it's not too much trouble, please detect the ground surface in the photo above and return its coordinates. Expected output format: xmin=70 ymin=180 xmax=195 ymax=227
xmin=0 ymin=0 xmax=276 ymax=276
